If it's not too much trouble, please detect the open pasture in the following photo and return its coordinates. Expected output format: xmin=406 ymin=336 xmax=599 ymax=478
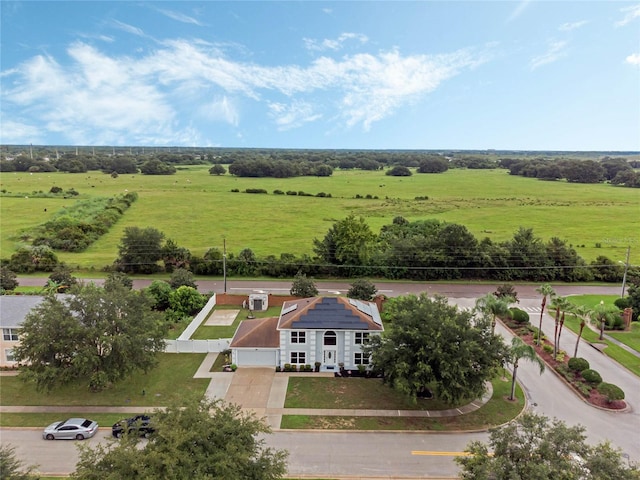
xmin=1 ymin=166 xmax=637 ymax=269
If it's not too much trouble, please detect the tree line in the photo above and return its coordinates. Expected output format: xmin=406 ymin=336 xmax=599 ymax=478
xmin=3 ymin=148 xmax=634 ymax=183
xmin=501 ymin=156 xmax=639 ymax=187
xmin=2 ymin=215 xmax=634 ymax=289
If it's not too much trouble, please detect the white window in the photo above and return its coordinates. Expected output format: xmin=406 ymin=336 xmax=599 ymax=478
xmin=291 ymin=331 xmax=306 ymax=344
xmin=3 ymin=328 xmax=19 ymax=341
xmin=324 ymin=330 xmax=337 ymax=346
xmin=354 ymin=353 xmax=370 ymax=365
xmin=354 ymin=332 xmax=369 ymax=344
xmin=290 ymin=352 xmax=306 ymax=364
xmin=5 ymin=349 xmax=15 ymax=363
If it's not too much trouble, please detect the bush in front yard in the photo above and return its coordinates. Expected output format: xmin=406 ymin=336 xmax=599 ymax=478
xmin=568 ymin=357 xmax=590 ymax=372
xmin=581 ymin=369 xmax=602 ymax=385
xmin=509 ymin=307 xmax=530 ymax=324
xmin=597 ymin=382 xmax=625 ymax=402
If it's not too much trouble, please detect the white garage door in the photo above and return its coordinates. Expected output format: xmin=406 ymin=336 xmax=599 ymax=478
xmin=236 ymin=349 xmax=277 ymax=366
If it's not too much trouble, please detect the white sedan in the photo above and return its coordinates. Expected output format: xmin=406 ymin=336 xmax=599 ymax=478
xmin=42 ymin=418 xmax=99 ymax=440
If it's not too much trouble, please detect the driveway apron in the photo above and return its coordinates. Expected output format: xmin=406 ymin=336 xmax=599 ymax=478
xmin=225 ymin=368 xmax=276 ymax=417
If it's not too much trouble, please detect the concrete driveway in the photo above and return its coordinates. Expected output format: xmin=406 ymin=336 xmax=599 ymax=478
xmin=225 ymin=367 xmax=274 ymax=409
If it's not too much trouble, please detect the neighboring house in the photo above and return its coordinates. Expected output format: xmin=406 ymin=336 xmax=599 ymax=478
xmin=230 ymin=296 xmax=383 ymax=371
xmin=0 ymin=296 xmax=44 ymax=367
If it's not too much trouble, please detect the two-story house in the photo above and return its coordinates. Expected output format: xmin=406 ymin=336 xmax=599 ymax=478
xmin=230 ymin=296 xmax=383 ymax=371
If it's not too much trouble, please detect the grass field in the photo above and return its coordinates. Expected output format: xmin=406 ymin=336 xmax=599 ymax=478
xmin=285 ymin=377 xmax=469 ymax=411
xmin=563 ymin=295 xmax=640 ymax=376
xmin=280 ymin=374 xmax=524 ymax=430
xmin=1 ymin=167 xmax=638 ymax=269
xmin=0 ymin=353 xmax=209 ymax=407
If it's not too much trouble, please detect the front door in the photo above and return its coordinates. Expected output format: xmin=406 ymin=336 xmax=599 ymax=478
xmin=323 ymin=349 xmax=337 ymax=368
xmin=323 ymin=330 xmax=337 ymax=369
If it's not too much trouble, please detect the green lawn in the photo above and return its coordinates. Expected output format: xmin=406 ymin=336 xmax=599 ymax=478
xmin=280 ymin=375 xmax=524 ymax=430
xmin=0 ymin=354 xmax=209 ymax=408
xmin=562 ymin=295 xmax=640 ymax=376
xmin=284 ymin=377 xmax=472 ymax=411
xmin=608 ymin=323 xmax=640 ymax=352
xmin=191 ymin=305 xmax=281 ymax=340
xmin=2 ymin=168 xmax=637 ymax=269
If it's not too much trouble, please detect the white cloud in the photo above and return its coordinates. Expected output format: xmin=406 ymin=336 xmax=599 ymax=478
xmin=268 ymin=101 xmax=322 ymax=130
xmin=530 ymin=40 xmax=568 ymax=70
xmin=559 ymin=20 xmax=588 ymax=32
xmin=506 ymin=0 xmax=532 ymax=23
xmin=156 ymin=8 xmax=203 ymax=26
xmin=615 ymin=4 xmax=640 ymax=27
xmin=110 ymin=19 xmax=146 ymax=37
xmin=199 ymin=96 xmax=239 ymax=126
xmin=0 ymin=120 xmax=43 ymax=144
xmin=626 ymin=53 xmax=640 ymax=65
xmin=0 ymin=37 xmax=491 ymax=143
xmin=304 ymin=33 xmax=369 ymax=52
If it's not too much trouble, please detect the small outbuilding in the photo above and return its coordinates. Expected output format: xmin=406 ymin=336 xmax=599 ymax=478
xmin=248 ymin=293 xmax=269 ymax=311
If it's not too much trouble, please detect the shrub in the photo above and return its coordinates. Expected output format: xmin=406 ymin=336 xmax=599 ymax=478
xmin=576 ymin=383 xmax=592 ymax=398
xmin=286 ymin=190 xmax=297 ymax=196
xmin=284 ymin=363 xmax=292 ymax=372
xmin=555 ymin=351 xmax=566 ymax=362
xmin=614 ymin=297 xmax=631 ymax=309
xmin=542 ymin=344 xmax=554 ymax=354
xmin=509 ymin=307 xmax=530 ymax=324
xmin=597 ymin=382 xmax=625 ymax=402
xmin=245 ymin=188 xmax=267 ymax=194
xmin=555 ymin=363 xmax=572 ymax=380
xmin=273 ymin=189 xmax=284 ymax=195
xmin=230 ymin=188 xmax=240 ymax=192
xmin=531 ymin=327 xmax=546 ymax=343
xmin=568 ymin=357 xmax=590 ymax=372
xmin=581 ymin=369 xmax=602 ymax=385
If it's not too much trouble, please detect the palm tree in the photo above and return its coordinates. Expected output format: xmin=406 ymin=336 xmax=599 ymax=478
xmin=550 ymin=296 xmax=572 ymax=358
xmin=591 ymin=301 xmax=620 ymax=341
xmin=42 ymin=279 xmax=62 ymax=296
xmin=507 ymin=337 xmax=545 ymax=401
xmin=475 ymin=293 xmax=514 ymax=335
xmin=572 ymin=304 xmax=592 ymax=358
xmin=535 ymin=284 xmax=556 ymax=346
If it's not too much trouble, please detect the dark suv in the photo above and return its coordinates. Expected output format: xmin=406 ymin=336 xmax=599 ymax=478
xmin=112 ymin=415 xmax=154 ymax=438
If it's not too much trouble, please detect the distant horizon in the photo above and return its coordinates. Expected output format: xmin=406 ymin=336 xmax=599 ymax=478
xmin=2 ymin=144 xmax=639 ymax=156
xmin=1 ymin=2 xmax=638 ymax=150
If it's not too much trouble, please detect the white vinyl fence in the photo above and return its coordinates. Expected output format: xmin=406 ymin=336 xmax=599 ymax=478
xmin=164 ymin=293 xmax=232 ymax=353
xmin=165 ymin=338 xmax=230 ymax=353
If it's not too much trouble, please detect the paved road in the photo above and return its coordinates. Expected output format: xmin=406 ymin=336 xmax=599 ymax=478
xmin=17 ymin=277 xmax=623 ymax=299
xmin=4 ymin=280 xmax=636 ymax=478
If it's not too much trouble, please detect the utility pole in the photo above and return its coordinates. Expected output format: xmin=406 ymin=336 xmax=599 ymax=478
xmin=223 ymin=237 xmax=227 ymax=294
xmin=621 ymin=246 xmax=630 ymax=297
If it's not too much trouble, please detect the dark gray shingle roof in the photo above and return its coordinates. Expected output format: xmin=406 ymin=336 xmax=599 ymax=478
xmin=0 ymin=296 xmax=46 ymax=329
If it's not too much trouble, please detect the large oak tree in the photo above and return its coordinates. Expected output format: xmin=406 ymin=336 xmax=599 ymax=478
xmin=14 ymin=284 xmax=167 ymax=392
xmin=72 ymin=398 xmax=288 ymax=480
xmin=456 ymin=412 xmax=640 ymax=479
xmin=364 ymin=294 xmax=507 ymax=404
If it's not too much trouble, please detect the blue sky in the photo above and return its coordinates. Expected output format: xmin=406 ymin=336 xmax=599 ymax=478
xmin=1 ymin=1 xmax=639 ymax=150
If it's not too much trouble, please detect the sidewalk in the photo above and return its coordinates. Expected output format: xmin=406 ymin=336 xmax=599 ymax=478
xmin=0 ymin=353 xmax=494 ymax=430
